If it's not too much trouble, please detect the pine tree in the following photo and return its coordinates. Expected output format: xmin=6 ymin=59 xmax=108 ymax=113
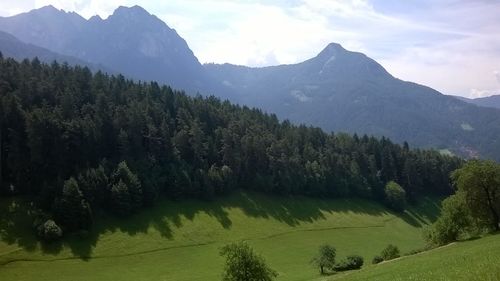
xmin=54 ymin=177 xmax=92 ymax=231
xmin=111 ymin=161 xmax=142 ymax=211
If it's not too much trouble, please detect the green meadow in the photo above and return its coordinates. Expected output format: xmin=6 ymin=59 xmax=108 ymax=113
xmin=328 ymin=234 xmax=500 ymax=281
xmin=0 ymin=192 xmax=440 ymax=281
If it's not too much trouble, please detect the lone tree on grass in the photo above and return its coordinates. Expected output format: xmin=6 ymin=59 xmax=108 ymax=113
xmin=220 ymin=242 xmax=278 ymax=281
xmin=451 ymin=160 xmax=500 ymax=231
xmin=311 ymin=244 xmax=336 ymax=274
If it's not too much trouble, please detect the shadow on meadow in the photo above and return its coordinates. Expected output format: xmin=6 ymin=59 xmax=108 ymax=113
xmin=0 ymin=191 xmax=441 ymax=262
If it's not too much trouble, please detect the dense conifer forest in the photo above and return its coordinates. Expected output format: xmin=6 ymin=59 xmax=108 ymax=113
xmin=0 ymin=55 xmax=463 ymax=232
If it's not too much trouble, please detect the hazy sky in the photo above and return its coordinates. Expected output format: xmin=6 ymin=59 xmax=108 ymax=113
xmin=1 ymin=0 xmax=499 ymax=98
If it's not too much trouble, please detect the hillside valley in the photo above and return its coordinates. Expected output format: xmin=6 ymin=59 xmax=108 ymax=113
xmin=0 ymin=192 xmax=440 ymax=281
xmin=0 ymin=3 xmax=500 ymax=281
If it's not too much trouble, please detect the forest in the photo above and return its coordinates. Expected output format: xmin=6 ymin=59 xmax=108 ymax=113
xmin=0 ymin=55 xmax=463 ymax=233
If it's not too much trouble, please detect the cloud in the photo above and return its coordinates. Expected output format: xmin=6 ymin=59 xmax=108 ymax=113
xmin=1 ymin=0 xmax=499 ymax=97
xmin=495 ymin=71 xmax=500 ymax=84
xmin=469 ymin=88 xmax=500 ymax=99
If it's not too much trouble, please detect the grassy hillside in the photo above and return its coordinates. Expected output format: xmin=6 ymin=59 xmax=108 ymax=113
xmin=327 ymin=234 xmax=500 ymax=281
xmin=0 ymin=192 xmax=439 ymax=281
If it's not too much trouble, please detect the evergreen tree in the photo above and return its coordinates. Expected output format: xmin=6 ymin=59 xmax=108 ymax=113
xmin=53 ymin=177 xmax=92 ymax=231
xmin=110 ymin=180 xmax=132 ymax=216
xmin=110 ymin=161 xmax=142 ymax=212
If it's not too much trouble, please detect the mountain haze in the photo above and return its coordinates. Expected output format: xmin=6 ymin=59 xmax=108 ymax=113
xmin=206 ymin=44 xmax=500 ymax=159
xmin=0 ymin=30 xmax=112 ymax=72
xmin=455 ymin=95 xmax=500 ymax=110
xmin=1 ymin=5 xmax=500 ymax=160
xmin=0 ymin=5 xmax=208 ymax=92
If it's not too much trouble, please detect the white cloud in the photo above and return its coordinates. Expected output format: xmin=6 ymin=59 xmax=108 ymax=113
xmin=469 ymin=88 xmax=500 ymax=99
xmin=1 ymin=0 xmax=499 ymax=97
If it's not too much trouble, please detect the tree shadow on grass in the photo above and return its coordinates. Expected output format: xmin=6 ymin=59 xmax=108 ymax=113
xmin=0 ymin=191 xmax=441 ymax=262
xmin=0 ymin=197 xmax=38 ymax=254
xmin=399 ymin=196 xmax=442 ymax=227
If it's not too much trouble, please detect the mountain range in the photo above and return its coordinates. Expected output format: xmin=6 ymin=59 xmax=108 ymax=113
xmin=1 ymin=5 xmax=500 ymax=160
xmin=454 ymin=95 xmax=500 ymax=110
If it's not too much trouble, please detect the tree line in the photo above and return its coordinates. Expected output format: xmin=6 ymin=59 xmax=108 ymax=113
xmin=0 ymin=55 xmax=463 ymax=234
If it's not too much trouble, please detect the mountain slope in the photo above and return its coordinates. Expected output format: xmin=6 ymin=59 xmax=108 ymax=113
xmin=206 ymin=44 xmax=500 ymax=160
xmin=0 ymin=30 xmax=111 ymax=72
xmin=2 ymin=6 xmax=500 ymax=160
xmin=0 ymin=193 xmax=439 ymax=281
xmin=455 ymin=95 xmax=500 ymax=110
xmin=0 ymin=5 xmax=208 ymax=92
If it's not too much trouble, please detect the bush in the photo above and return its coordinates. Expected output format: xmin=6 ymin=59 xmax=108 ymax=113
xmin=333 ymin=255 xmax=364 ymax=271
xmin=380 ymin=244 xmax=400 ymax=260
xmin=384 ymin=181 xmax=406 ymax=212
xmin=372 ymin=255 xmax=383 ymax=264
xmin=37 ymin=220 xmax=63 ymax=241
xmin=405 ymin=247 xmax=427 ymax=256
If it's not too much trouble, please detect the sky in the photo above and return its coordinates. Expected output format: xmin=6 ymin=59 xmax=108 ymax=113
xmin=0 ymin=0 xmax=499 ymax=98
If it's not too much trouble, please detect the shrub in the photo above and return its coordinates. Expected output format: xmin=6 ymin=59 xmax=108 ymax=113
xmin=384 ymin=181 xmax=406 ymax=212
xmin=372 ymin=255 xmax=383 ymax=264
xmin=405 ymin=247 xmax=427 ymax=256
xmin=37 ymin=220 xmax=63 ymax=241
xmin=333 ymin=255 xmax=364 ymax=271
xmin=380 ymin=244 xmax=400 ymax=260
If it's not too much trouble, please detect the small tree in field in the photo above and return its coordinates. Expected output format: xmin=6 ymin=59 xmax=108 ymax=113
xmin=384 ymin=181 xmax=406 ymax=212
xmin=311 ymin=244 xmax=336 ymax=274
xmin=220 ymin=242 xmax=277 ymax=281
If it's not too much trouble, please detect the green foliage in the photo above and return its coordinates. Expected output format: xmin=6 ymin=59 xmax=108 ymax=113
xmin=451 ymin=160 xmax=500 ymax=231
xmin=53 ymin=177 xmax=92 ymax=231
xmin=424 ymin=193 xmax=473 ymax=245
xmin=36 ymin=219 xmax=63 ymax=241
xmin=380 ymin=244 xmax=400 ymax=261
xmin=384 ymin=181 xmax=406 ymax=212
xmin=372 ymin=255 xmax=383 ymax=264
xmin=333 ymin=255 xmax=364 ymax=271
xmin=0 ymin=57 xmax=462 ymax=226
xmin=109 ymin=161 xmax=142 ymax=215
xmin=110 ymin=180 xmax=132 ymax=216
xmin=311 ymin=244 xmax=336 ymax=274
xmin=220 ymin=242 xmax=278 ymax=281
xmin=77 ymin=165 xmax=109 ymax=205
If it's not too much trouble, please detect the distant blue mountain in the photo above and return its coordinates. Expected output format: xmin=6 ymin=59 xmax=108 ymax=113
xmin=0 ymin=30 xmax=111 ymax=72
xmin=0 ymin=5 xmax=208 ymax=92
xmin=454 ymin=95 xmax=500 ymax=110
xmin=2 ymin=5 xmax=500 ymax=160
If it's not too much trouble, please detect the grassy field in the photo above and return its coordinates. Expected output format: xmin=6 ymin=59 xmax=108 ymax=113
xmin=327 ymin=234 xmax=500 ymax=281
xmin=0 ymin=192 xmax=439 ymax=281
